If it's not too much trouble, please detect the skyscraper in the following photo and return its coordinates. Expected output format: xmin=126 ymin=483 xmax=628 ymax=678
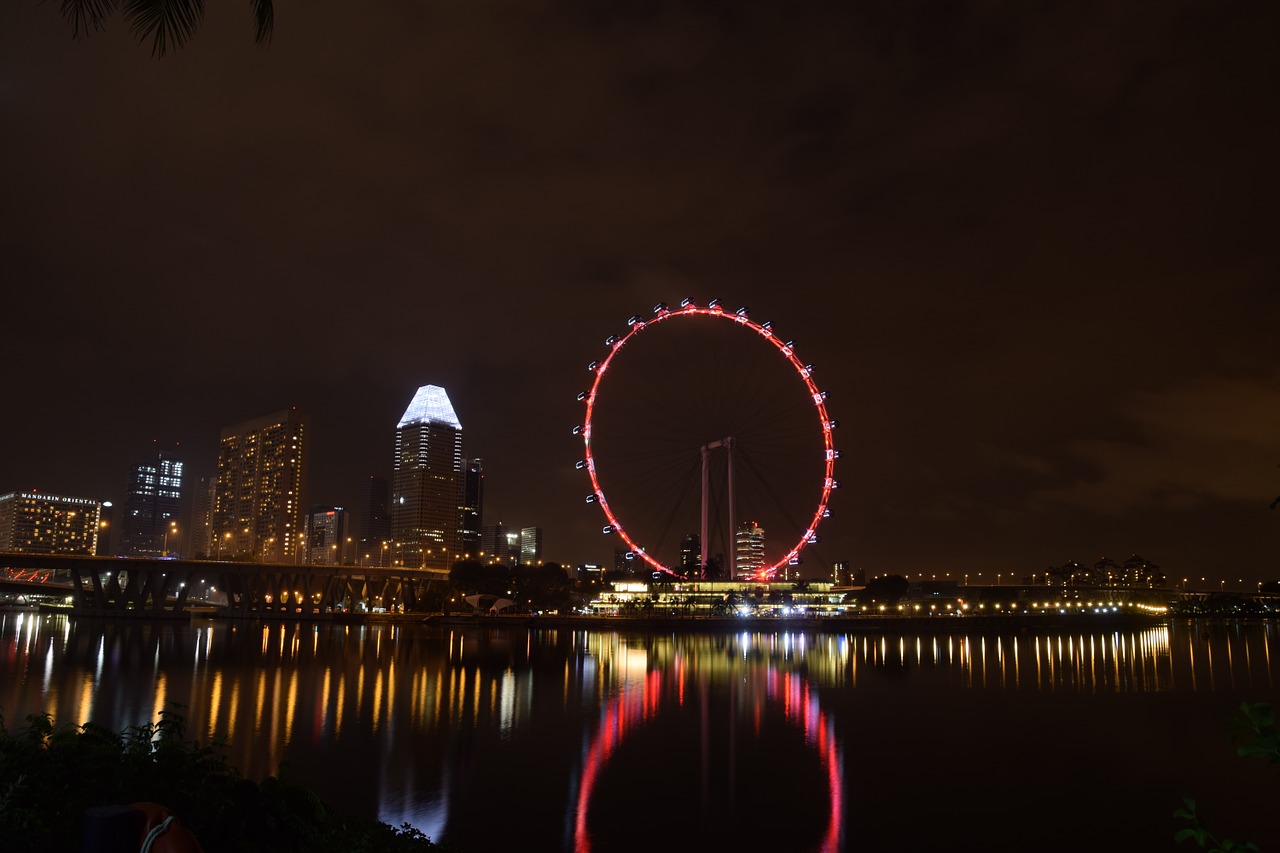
xmin=735 ymin=521 xmax=765 ymax=578
xmin=519 ymin=526 xmax=542 ymax=566
xmin=679 ymin=533 xmax=701 ymax=576
xmin=212 ymin=408 xmax=307 ymax=562
xmin=119 ymin=448 xmax=184 ymax=558
xmin=460 ymin=458 xmax=484 ymax=559
xmin=191 ymin=476 xmax=214 ymax=558
xmin=480 ymin=522 xmax=518 ymax=565
xmin=0 ymin=491 xmax=103 ymax=555
xmin=392 ymin=385 xmax=462 ymax=572
xmin=305 ymin=505 xmax=348 ymax=565
xmin=357 ymin=475 xmax=392 ymax=566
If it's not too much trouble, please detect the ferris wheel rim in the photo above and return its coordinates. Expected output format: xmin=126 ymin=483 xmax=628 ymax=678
xmin=579 ymin=301 xmax=837 ymax=580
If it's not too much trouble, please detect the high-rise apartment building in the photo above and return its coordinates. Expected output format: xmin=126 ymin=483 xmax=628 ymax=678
xmin=119 ymin=448 xmax=184 ymax=558
xmin=460 ymin=458 xmax=484 ymax=559
xmin=0 ymin=491 xmax=103 ymax=555
xmin=392 ymin=385 xmax=462 ymax=572
xmin=357 ymin=476 xmax=392 ymax=565
xmin=304 ymin=505 xmax=348 ymax=565
xmin=735 ymin=521 xmax=765 ymax=578
xmin=519 ymin=526 xmax=542 ymax=566
xmin=212 ymin=408 xmax=307 ymax=562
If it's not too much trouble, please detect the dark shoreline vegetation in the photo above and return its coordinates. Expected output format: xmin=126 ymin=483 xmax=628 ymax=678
xmin=0 ymin=707 xmax=444 ymax=852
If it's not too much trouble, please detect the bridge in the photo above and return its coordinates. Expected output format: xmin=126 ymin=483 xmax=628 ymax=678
xmin=0 ymin=553 xmax=445 ymax=618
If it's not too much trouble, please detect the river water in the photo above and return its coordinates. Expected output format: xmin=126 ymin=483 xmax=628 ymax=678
xmin=1 ymin=612 xmax=1277 ymax=851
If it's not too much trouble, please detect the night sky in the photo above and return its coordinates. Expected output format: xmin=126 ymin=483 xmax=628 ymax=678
xmin=1 ymin=1 xmax=1276 ymax=584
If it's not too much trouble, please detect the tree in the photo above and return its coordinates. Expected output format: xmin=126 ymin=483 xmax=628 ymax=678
xmin=862 ymin=574 xmax=909 ymax=604
xmin=59 ymin=0 xmax=274 ymax=58
xmin=513 ymin=563 xmax=572 ymax=612
xmin=448 ymin=560 xmax=510 ymax=598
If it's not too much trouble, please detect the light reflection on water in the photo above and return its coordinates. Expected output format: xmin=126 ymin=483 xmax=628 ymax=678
xmin=1 ymin=613 xmax=1278 ymax=851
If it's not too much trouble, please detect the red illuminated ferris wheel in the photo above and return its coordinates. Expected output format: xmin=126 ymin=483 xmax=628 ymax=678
xmin=576 ymin=299 xmax=839 ymax=581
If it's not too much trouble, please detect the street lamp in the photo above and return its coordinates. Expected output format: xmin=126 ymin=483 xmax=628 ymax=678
xmin=162 ymin=520 xmax=178 ymax=557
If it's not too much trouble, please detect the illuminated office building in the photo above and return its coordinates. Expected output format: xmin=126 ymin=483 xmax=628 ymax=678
xmin=305 ymin=505 xmax=349 ymax=565
xmin=519 ymin=526 xmax=542 ymax=566
xmin=679 ymin=533 xmax=701 ymax=576
xmin=212 ymin=408 xmax=307 ymax=562
xmin=460 ymin=458 xmax=484 ymax=559
xmin=0 ymin=491 xmax=103 ymax=555
xmin=119 ymin=448 xmax=184 ymax=557
xmin=480 ymin=523 xmax=518 ymax=565
xmin=735 ymin=521 xmax=765 ymax=577
xmin=392 ymin=385 xmax=463 ymax=572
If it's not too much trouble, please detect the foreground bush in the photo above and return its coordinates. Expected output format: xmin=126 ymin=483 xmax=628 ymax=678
xmin=0 ymin=707 xmax=440 ymax=852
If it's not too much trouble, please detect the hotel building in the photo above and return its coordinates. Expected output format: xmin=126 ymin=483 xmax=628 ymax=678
xmin=0 ymin=491 xmax=104 ymax=555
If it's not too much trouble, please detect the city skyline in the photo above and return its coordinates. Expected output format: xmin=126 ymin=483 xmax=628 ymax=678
xmin=1 ymin=1 xmax=1277 ymax=582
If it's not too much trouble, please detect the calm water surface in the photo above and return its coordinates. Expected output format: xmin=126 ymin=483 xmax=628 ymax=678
xmin=2 ymin=613 xmax=1277 ymax=851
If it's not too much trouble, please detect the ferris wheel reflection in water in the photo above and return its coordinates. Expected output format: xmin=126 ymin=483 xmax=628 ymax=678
xmin=569 ymin=636 xmax=843 ymax=853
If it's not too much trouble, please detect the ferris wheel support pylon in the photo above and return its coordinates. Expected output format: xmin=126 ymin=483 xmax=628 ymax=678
xmin=700 ymin=436 xmax=735 ymax=580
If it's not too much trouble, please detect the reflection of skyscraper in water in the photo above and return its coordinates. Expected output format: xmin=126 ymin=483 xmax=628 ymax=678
xmin=392 ymin=385 xmax=463 ymax=572
xmin=735 ymin=521 xmax=764 ymax=576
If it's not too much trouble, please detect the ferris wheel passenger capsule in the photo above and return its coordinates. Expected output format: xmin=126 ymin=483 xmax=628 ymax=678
xmin=587 ymin=361 xmax=598 ymax=372
xmin=736 ymin=306 xmax=750 ymax=317
xmin=627 ymin=315 xmax=643 ymax=326
xmin=577 ymin=391 xmax=589 ymax=401
xmin=827 ymin=419 xmax=840 ymax=429
xmin=602 ymin=525 xmax=615 ymax=535
xmin=653 ymin=302 xmax=668 ymax=314
xmin=572 ymin=424 xmax=583 ymax=435
xmin=585 ymin=494 xmax=596 ymax=503
xmin=680 ymin=297 xmax=695 ymax=308
xmin=604 ymin=334 xmax=618 ymax=346
xmin=575 ymin=460 xmax=586 ymax=470
xmin=707 ymin=298 xmax=722 ymax=310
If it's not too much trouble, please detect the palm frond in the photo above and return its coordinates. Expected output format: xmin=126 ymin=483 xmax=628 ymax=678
xmin=59 ymin=0 xmax=122 ymax=39
xmin=251 ymin=0 xmax=274 ymax=46
xmin=122 ymin=0 xmax=206 ymax=58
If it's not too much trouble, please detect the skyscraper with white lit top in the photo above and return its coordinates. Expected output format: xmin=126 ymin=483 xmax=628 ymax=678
xmin=392 ymin=385 xmax=463 ymax=572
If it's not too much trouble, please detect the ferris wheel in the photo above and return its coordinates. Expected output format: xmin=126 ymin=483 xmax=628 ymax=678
xmin=576 ymin=298 xmax=839 ymax=581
